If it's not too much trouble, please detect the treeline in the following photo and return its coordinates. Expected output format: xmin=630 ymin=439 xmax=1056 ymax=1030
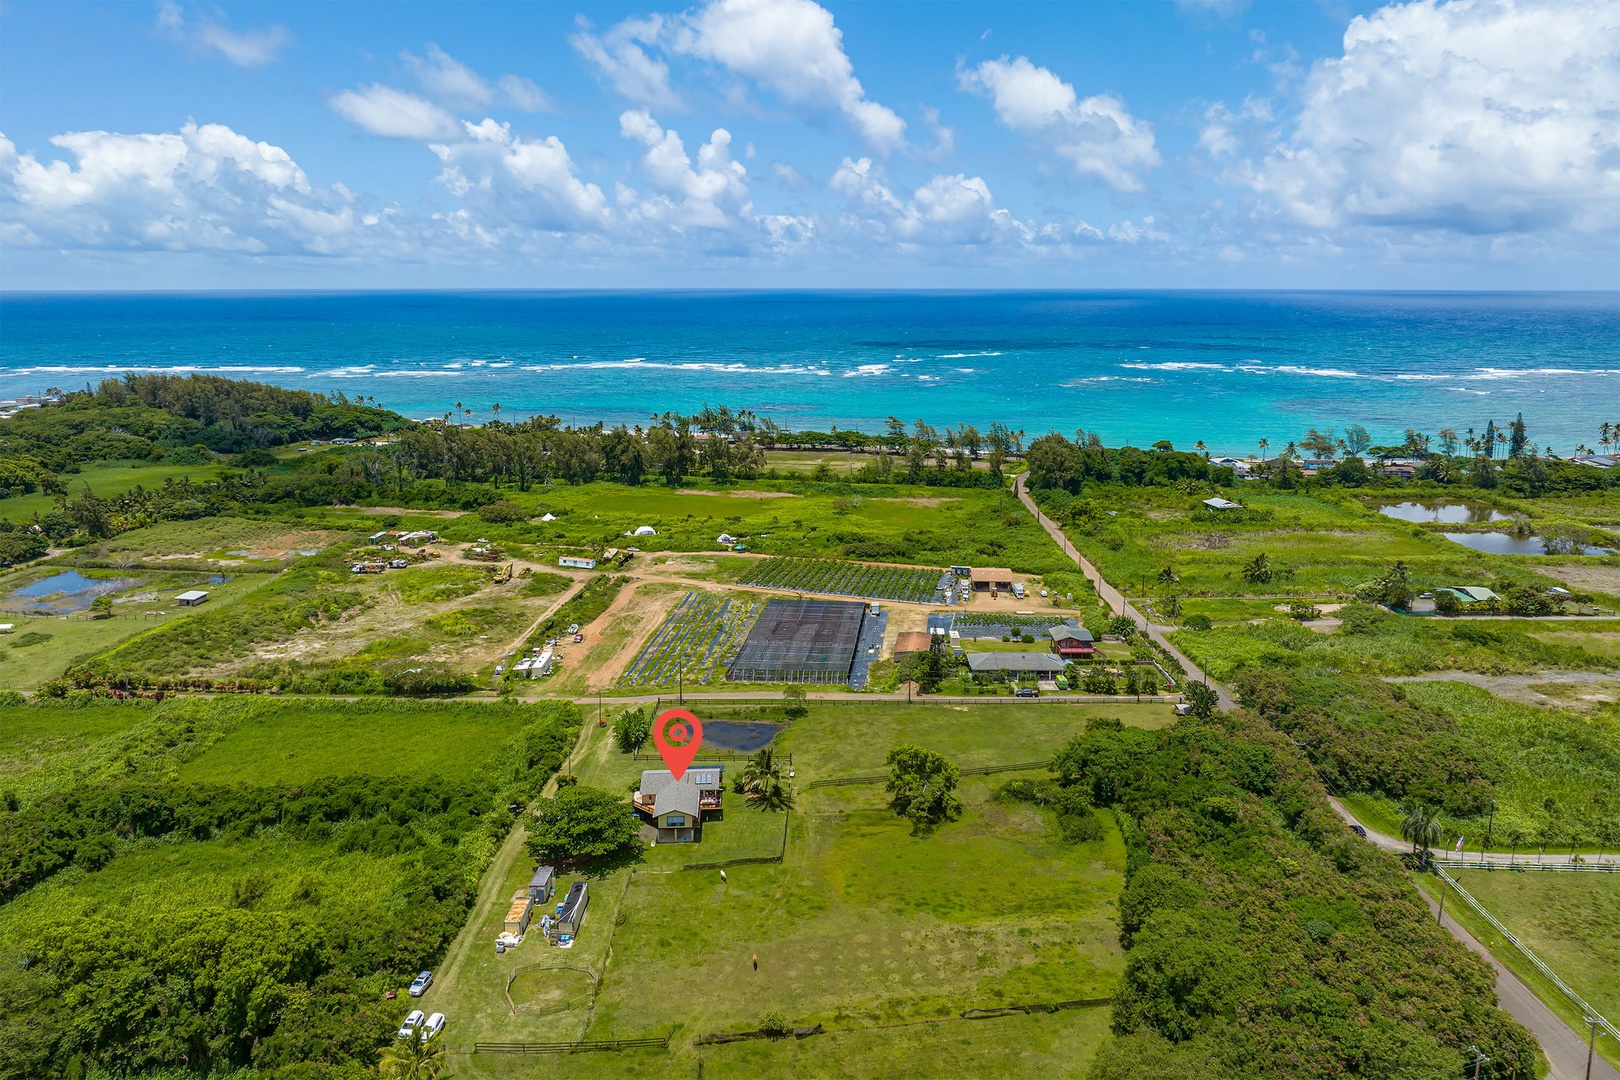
xmin=1025 ymin=426 xmax=1616 ymax=498
xmin=0 ymin=698 xmax=582 ymax=1078
xmin=1 ymin=374 xmax=412 ymax=472
xmin=1052 ymin=716 xmax=1539 ymax=1079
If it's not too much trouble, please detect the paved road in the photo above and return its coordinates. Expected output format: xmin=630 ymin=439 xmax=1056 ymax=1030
xmin=1421 ymin=889 xmax=1618 ymax=1080
xmin=1012 ymin=471 xmax=1615 ymax=1071
xmin=1326 ymin=795 xmax=1620 ymax=866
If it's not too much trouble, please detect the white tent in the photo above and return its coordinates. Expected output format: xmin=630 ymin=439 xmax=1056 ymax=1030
xmin=540 ymin=513 xmax=556 ymax=522
xmin=628 ymin=525 xmax=657 ymax=536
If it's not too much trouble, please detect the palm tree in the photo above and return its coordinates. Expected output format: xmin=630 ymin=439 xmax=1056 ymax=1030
xmin=740 ymin=747 xmax=793 ymax=811
xmin=1157 ymin=566 xmax=1180 ymax=586
xmin=1400 ymin=801 xmax=1443 ymax=865
xmin=1257 ymin=437 xmax=1270 ymax=462
xmin=1194 ymin=439 xmax=1208 ymax=458
xmin=1503 ymin=825 xmax=1524 ymax=865
xmin=380 ymin=1028 xmax=446 ymax=1080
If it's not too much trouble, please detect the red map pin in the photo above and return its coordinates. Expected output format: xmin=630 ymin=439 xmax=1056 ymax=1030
xmin=652 ymin=708 xmax=703 ymax=781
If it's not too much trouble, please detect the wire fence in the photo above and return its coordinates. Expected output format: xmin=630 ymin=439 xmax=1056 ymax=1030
xmin=1432 ymin=866 xmax=1618 ymax=1044
xmin=473 ymin=1031 xmax=672 ymax=1054
xmin=802 ymin=759 xmax=1052 ymax=791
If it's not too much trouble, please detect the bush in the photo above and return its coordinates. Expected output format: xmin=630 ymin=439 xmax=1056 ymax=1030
xmin=758 ymin=1010 xmax=791 ymax=1038
xmin=1182 ymin=614 xmax=1212 ymax=631
xmin=477 ymin=501 xmax=530 ymax=523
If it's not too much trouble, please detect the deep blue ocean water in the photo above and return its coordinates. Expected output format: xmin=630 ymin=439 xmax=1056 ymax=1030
xmin=2 ymin=291 xmax=1616 ymax=455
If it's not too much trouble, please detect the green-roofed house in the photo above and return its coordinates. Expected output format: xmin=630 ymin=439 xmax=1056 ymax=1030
xmin=1439 ymin=586 xmax=1500 ymax=605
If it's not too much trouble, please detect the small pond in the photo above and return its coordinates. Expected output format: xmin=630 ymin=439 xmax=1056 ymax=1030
xmin=1375 ymin=501 xmax=1512 ymax=524
xmin=1442 ymin=532 xmax=1617 ymax=556
xmin=5 ymin=570 xmax=142 ymax=614
xmin=702 ymin=721 xmax=782 ymax=752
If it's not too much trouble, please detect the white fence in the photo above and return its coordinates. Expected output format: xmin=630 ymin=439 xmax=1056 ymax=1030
xmin=1433 ymin=866 xmax=1618 ymax=1044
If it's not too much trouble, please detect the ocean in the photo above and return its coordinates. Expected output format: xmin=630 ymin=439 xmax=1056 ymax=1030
xmin=2 ymin=291 xmax=1616 ymax=456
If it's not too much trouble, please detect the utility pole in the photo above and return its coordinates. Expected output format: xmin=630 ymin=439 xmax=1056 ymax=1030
xmin=1468 ymin=1045 xmax=1489 ymax=1080
xmin=1485 ymin=799 xmax=1496 ymax=863
xmin=1585 ymin=1016 xmax=1601 ymax=1080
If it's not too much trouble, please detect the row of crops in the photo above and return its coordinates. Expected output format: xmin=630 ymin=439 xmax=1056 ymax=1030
xmin=620 ymin=591 xmax=763 ymax=687
xmin=950 ymin=613 xmax=1078 ymax=639
xmin=738 ymin=557 xmax=945 ymax=604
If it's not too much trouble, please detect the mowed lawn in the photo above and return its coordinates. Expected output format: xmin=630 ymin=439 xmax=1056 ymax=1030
xmin=442 ymin=700 xmax=1161 ymax=1079
xmin=1419 ymin=871 xmax=1620 ymax=1070
xmin=176 ymin=700 xmax=524 ymax=784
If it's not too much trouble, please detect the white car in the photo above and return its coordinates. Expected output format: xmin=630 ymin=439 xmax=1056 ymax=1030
xmin=397 ymin=1009 xmax=425 ymax=1039
xmin=422 ymin=1013 xmax=446 ymax=1040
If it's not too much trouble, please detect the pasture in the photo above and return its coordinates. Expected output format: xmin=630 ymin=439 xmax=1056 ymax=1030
xmin=1417 ymin=871 xmax=1620 ymax=1070
xmin=438 ymin=699 xmax=1182 ymax=1077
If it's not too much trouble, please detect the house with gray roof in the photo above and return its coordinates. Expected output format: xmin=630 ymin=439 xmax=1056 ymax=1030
xmin=966 ymin=652 xmax=1067 ymax=680
xmin=633 ymin=767 xmax=724 ymax=843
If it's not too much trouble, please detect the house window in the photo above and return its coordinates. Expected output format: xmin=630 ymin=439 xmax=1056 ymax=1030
xmin=665 ymin=814 xmax=686 ymax=827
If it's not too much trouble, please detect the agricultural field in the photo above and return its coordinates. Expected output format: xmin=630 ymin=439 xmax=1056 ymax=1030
xmin=620 ymin=590 xmax=763 ymax=688
xmin=432 ymin=699 xmax=1167 ymax=1079
xmin=1416 ymin=871 xmax=1620 ymax=1071
xmin=738 ymin=556 xmax=945 ymax=603
xmin=0 ymin=695 xmax=584 ymax=1079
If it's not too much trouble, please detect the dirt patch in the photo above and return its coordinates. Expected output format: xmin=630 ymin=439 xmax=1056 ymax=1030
xmin=354 ymin=507 xmax=469 ymax=518
xmin=1386 ymin=670 xmax=1620 ymax=710
xmin=675 ymin=489 xmax=798 ymax=499
xmin=871 ymin=496 xmax=963 ymax=507
xmin=1536 ymin=565 xmax=1620 ymax=597
xmin=563 ymin=581 xmax=690 ymax=692
xmin=238 ymin=531 xmax=338 ymax=559
xmin=1153 ymin=531 xmax=1234 ymax=551
xmin=1273 ymin=602 xmax=1345 ymax=614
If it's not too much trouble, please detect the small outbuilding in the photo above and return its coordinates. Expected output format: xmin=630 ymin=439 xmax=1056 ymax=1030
xmin=504 ymin=890 xmax=534 ymax=936
xmin=175 ymin=590 xmax=209 ymax=607
xmin=969 ymin=567 xmax=1015 ymax=592
xmin=553 ymin=881 xmax=588 ymax=940
xmin=1202 ymin=497 xmax=1243 ymax=511
xmin=559 ymin=556 xmax=597 ymax=569
xmin=893 ymin=631 xmax=932 ymax=656
xmin=528 ymin=866 xmax=556 ymax=903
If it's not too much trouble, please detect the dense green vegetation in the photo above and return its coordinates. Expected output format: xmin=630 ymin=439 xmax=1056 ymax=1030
xmin=1335 ymin=681 xmax=1620 ymax=851
xmin=1054 ymin=715 xmax=1541 ymax=1079
xmin=0 ymin=696 xmax=581 ymax=1079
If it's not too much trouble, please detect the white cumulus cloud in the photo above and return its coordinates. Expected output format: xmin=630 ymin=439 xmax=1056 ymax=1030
xmin=619 ymin=110 xmax=750 ymax=228
xmin=431 ymin=119 xmax=611 ymax=232
xmin=1 ymin=122 xmax=368 ymax=254
xmin=1248 ymin=0 xmax=1620 ymax=234
xmin=331 ymin=85 xmax=462 ymax=141
xmin=829 ymin=157 xmax=1029 ymax=244
xmin=960 ymin=56 xmax=1160 ymax=191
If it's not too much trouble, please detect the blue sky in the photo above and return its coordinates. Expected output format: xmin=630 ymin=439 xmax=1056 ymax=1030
xmin=1 ymin=0 xmax=1616 ymax=289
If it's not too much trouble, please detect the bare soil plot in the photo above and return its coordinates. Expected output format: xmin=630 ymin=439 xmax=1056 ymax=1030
xmin=676 ymin=488 xmax=798 ymax=499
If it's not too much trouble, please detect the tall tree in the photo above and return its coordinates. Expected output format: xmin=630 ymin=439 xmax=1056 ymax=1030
xmin=1507 ymin=412 xmax=1529 ymax=458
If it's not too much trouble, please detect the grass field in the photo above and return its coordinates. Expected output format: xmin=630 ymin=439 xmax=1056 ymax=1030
xmin=0 ymin=459 xmax=234 ymax=520
xmin=434 ymin=699 xmax=1182 ymax=1077
xmin=437 ymin=481 xmax=1069 ymax=575
xmin=1052 ymin=485 xmax=1614 ymax=603
xmin=1416 ymin=871 xmax=1620 ymax=1070
xmin=0 ymin=570 xmax=277 ymax=688
xmin=176 ymin=699 xmax=522 ymax=785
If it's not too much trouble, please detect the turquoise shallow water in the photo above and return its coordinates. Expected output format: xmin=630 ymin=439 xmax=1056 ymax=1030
xmin=2 ymin=291 xmax=1615 ymax=455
